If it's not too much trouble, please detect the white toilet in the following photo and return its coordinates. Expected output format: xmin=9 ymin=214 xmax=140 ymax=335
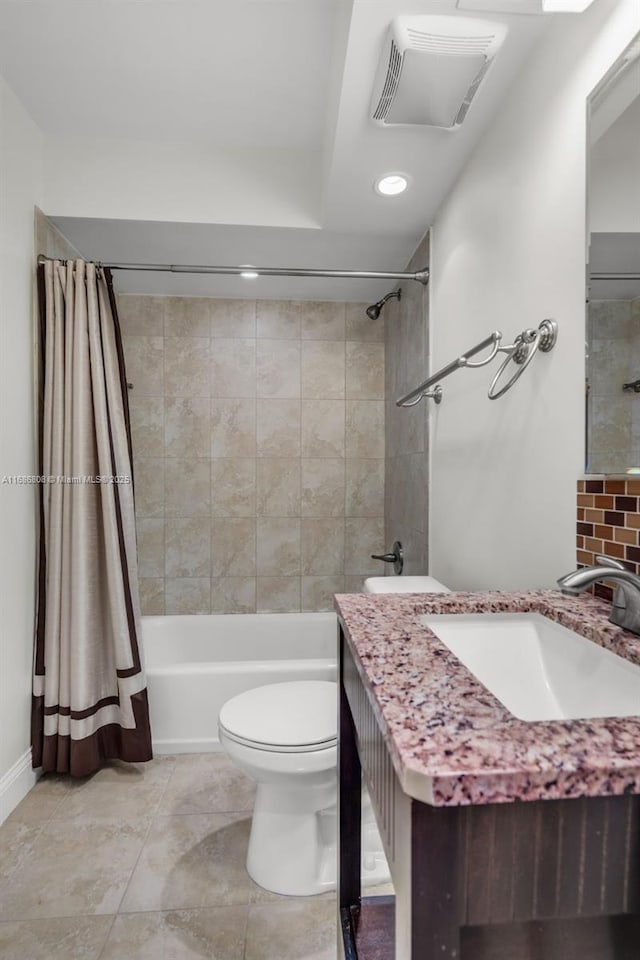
xmin=218 ymin=680 xmax=388 ymax=896
xmin=218 ymin=574 xmax=450 ymax=897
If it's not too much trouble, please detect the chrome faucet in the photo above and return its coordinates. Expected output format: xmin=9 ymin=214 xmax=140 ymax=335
xmin=557 ymin=555 xmax=640 ymax=635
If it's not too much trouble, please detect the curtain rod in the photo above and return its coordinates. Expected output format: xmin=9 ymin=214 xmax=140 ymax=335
xmin=590 ymin=273 xmax=640 ymax=280
xmin=37 ymin=255 xmax=430 ymax=285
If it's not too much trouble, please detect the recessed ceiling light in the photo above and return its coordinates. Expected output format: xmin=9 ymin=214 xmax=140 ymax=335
xmin=374 ymin=174 xmax=409 ymax=197
xmin=542 ymin=0 xmax=595 ymax=11
xmin=240 ymin=266 xmax=259 ymax=279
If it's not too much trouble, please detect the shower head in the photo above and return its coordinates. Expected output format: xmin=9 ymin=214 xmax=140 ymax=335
xmin=365 ymin=288 xmax=401 ymax=320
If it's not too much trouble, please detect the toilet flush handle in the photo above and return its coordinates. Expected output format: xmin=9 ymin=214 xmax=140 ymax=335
xmin=371 ymin=541 xmax=404 ymax=576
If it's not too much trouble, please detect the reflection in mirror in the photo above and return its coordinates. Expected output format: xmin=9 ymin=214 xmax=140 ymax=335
xmin=586 ymin=33 xmax=640 ymax=475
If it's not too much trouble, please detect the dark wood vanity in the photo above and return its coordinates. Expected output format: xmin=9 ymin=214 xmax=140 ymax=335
xmin=336 ymin=591 xmax=640 ymax=960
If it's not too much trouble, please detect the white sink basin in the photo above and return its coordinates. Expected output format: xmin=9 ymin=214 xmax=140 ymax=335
xmin=420 ymin=612 xmax=640 ymax=722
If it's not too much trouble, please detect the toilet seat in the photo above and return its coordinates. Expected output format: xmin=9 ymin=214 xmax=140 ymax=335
xmin=218 ymin=680 xmax=337 ymax=753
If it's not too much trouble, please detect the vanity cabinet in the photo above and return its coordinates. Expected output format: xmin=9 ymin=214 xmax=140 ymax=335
xmin=336 ymin=593 xmax=640 ymax=960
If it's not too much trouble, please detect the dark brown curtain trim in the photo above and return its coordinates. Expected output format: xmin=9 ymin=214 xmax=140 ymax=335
xmin=34 ymin=262 xmax=48 ymax=679
xmin=33 ymin=691 xmax=152 ymax=777
xmin=44 ymin=695 xmax=120 ymax=720
xmin=101 ymin=269 xmax=142 ymax=675
xmin=116 ymin=665 xmax=143 ymax=679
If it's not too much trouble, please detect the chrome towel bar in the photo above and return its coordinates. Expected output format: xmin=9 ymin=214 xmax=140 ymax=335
xmin=395 ymin=319 xmax=558 ymax=408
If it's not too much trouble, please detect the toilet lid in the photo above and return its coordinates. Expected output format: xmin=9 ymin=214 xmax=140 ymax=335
xmin=218 ymin=681 xmax=337 ymax=750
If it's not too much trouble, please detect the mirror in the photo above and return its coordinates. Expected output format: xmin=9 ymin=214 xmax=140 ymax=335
xmin=586 ymin=33 xmax=640 ymax=475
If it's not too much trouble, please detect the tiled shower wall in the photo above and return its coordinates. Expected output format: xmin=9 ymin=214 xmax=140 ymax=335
xmin=587 ymin=298 xmax=640 ymax=474
xmin=119 ymin=296 xmax=385 ymax=615
xmin=577 ymin=477 xmax=640 ymax=600
xmin=384 ymin=235 xmax=429 ymax=575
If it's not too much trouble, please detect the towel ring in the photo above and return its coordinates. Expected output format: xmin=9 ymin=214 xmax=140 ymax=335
xmin=488 ymin=319 xmax=558 ymax=401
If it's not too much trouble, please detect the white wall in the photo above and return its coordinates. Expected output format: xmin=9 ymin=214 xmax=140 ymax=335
xmin=429 ymin=0 xmax=640 ymax=591
xmin=589 ymin=98 xmax=640 ymax=233
xmin=0 ymin=75 xmax=43 ymax=809
xmin=44 ymin=138 xmax=321 ymax=228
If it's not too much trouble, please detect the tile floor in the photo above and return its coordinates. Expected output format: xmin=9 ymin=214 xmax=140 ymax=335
xmin=0 ymin=754 xmax=347 ymax=959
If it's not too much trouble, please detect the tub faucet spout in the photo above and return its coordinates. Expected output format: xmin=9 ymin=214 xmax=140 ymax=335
xmin=557 ymin=561 xmax=640 ymax=636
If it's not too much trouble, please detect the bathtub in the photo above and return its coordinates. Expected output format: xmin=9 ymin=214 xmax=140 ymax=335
xmin=142 ymin=613 xmax=338 ymax=754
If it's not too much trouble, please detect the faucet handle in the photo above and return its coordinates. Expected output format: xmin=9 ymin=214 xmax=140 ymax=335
xmin=594 ymin=554 xmax=627 ymax=572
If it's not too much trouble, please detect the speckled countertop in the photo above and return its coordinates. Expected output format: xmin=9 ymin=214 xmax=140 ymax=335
xmin=334 ymin=590 xmax=640 ymax=807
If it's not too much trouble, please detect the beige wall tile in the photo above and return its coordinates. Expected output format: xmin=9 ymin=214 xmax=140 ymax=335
xmin=301 ymin=518 xmax=345 ymax=575
xmin=301 ymin=459 xmax=345 ymax=517
xmin=346 ymin=302 xmax=384 ymax=342
xmin=137 ymin=519 xmax=165 ymax=578
xmin=165 ymin=518 xmax=211 ymax=578
xmin=256 ymin=518 xmax=301 ymax=575
xmin=345 ymin=518 xmax=385 ymax=575
xmin=210 ymin=299 xmax=256 ymax=338
xmin=302 ymin=576 xmax=344 ymax=612
xmin=165 ymin=397 xmax=210 ymax=458
xmin=138 ymin=578 xmax=165 ymax=616
xmin=301 ymin=341 xmax=345 ymax=399
xmin=256 ymin=400 xmax=300 ymax=457
xmin=211 ymin=578 xmax=257 ymax=614
xmin=211 ymin=459 xmax=256 ymax=517
xmin=165 ymin=578 xmax=211 ymax=615
xmin=211 ymin=399 xmax=256 ymax=458
xmin=344 ymin=575 xmax=366 ymax=593
xmin=211 ymin=518 xmax=256 ymax=577
xmin=346 ymin=459 xmax=384 ymax=517
xmin=346 ymin=342 xmax=385 ymax=399
xmin=257 ymin=340 xmax=300 ymax=398
xmin=256 ymin=459 xmax=300 ymax=517
xmin=164 ymin=297 xmax=211 ymax=337
xmin=134 ymin=458 xmax=164 ymax=518
xmin=211 ymin=339 xmax=256 ymax=398
xmin=164 ymin=337 xmax=210 ymax=397
xmin=118 ymin=296 xmax=164 ymax=336
xmin=301 ymin=399 xmax=345 ymax=458
xmin=165 ymin=458 xmax=211 ymax=518
xmin=129 ymin=396 xmax=164 ymax=458
xmin=123 ymin=337 xmax=163 ymax=396
xmin=256 ymin=300 xmax=301 ymax=339
xmin=300 ymin=302 xmax=346 ymax=340
xmin=256 ymin=577 xmax=301 ymax=613
xmin=346 ymin=401 xmax=384 ymax=458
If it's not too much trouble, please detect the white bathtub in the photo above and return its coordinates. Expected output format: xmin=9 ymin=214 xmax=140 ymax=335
xmin=142 ymin=613 xmax=338 ymax=754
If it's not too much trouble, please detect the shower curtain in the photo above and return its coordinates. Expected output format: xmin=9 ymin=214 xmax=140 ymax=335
xmin=32 ymin=258 xmax=152 ymax=776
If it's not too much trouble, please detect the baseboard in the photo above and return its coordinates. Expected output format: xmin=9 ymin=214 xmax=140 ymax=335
xmin=152 ymin=736 xmax=222 ymax=755
xmin=0 ymin=749 xmax=40 ymax=825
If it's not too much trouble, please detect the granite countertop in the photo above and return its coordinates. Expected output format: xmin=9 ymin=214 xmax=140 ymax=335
xmin=334 ymin=590 xmax=640 ymax=807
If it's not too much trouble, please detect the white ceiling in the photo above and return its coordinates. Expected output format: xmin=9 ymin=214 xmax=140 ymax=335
xmin=0 ymin=0 xmax=559 ymax=299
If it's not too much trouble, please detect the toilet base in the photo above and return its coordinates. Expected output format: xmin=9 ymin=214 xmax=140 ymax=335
xmin=246 ymin=782 xmax=390 ymax=897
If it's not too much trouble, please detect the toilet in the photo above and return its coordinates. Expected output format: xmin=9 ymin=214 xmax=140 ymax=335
xmin=218 ymin=680 xmax=388 ymax=896
xmin=218 ymin=574 xmax=450 ymax=897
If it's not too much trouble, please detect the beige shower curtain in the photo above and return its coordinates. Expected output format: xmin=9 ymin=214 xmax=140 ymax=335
xmin=32 ymin=258 xmax=152 ymax=776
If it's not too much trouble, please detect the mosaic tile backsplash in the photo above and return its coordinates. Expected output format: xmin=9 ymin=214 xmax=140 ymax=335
xmin=120 ymin=295 xmax=385 ymax=616
xmin=577 ymin=477 xmax=640 ymax=600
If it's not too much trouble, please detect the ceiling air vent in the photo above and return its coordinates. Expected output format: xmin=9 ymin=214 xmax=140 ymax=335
xmin=370 ymin=15 xmax=507 ymax=129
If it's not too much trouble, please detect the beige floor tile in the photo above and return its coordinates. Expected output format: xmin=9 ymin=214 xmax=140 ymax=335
xmin=119 ymin=812 xmax=253 ymax=913
xmin=0 ymin=916 xmax=113 ymax=960
xmin=158 ymin=754 xmax=256 ymax=816
xmin=0 ymin=820 xmax=47 ymax=880
xmin=49 ymin=758 xmax=177 ymax=821
xmin=100 ymin=906 xmax=247 ymax=960
xmin=0 ymin=817 xmax=151 ymax=920
xmin=245 ymin=900 xmax=337 ymax=960
xmin=8 ymin=772 xmax=71 ymax=822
